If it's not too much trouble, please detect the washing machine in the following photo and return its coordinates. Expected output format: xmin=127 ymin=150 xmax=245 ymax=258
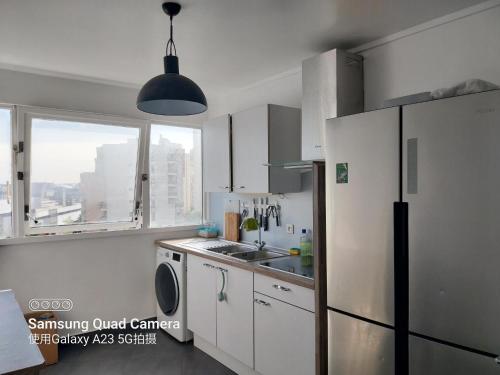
xmin=155 ymin=247 xmax=192 ymax=342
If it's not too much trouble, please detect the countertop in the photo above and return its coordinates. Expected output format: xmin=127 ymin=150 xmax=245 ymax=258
xmin=156 ymin=238 xmax=315 ymax=290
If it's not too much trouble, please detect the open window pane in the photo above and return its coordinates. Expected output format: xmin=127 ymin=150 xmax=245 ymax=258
xmin=0 ymin=108 xmax=12 ymax=238
xmin=150 ymin=124 xmax=202 ymax=227
xmin=29 ymin=118 xmax=140 ymax=229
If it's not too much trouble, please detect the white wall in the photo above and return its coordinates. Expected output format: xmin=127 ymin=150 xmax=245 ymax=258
xmin=0 ymin=229 xmax=195 ymax=335
xmin=2 ymin=1 xmax=500 ymax=334
xmin=359 ymin=3 xmax=500 ymax=110
xmin=206 ymin=1 xmax=500 ymax=254
xmin=208 ymin=68 xmax=302 ymax=116
xmin=0 ymin=68 xmax=207 ymax=125
xmin=210 ymin=2 xmax=500 ymax=114
xmin=0 ymin=69 xmax=201 ymax=333
xmin=209 ymin=173 xmax=313 ymax=251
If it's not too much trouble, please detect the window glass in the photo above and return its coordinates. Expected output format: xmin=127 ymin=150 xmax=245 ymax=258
xmin=150 ymin=124 xmax=202 ymax=227
xmin=29 ymin=118 xmax=140 ymax=228
xmin=0 ymin=108 xmax=12 ymax=238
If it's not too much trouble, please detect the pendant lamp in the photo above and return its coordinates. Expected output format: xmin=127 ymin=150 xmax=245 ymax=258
xmin=137 ymin=2 xmax=207 ymax=116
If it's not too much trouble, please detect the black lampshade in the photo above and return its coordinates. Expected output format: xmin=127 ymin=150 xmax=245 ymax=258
xmin=137 ymin=3 xmax=207 ymax=116
xmin=137 ymin=56 xmax=207 ymax=116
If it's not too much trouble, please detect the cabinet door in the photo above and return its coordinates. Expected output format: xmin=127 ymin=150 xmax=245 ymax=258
xmin=254 ymin=292 xmax=315 ymax=375
xmin=216 ymin=263 xmax=254 ymax=368
xmin=186 ymin=255 xmax=216 ymax=346
xmin=203 ymin=114 xmax=232 ymax=192
xmin=232 ymin=105 xmax=269 ymax=193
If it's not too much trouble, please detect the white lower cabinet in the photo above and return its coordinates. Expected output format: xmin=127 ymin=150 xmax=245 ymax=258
xmin=187 ymin=255 xmax=254 ymax=367
xmin=186 ymin=255 xmax=217 ymax=346
xmin=254 ymin=292 xmax=315 ymax=375
xmin=216 ymin=263 xmax=254 ymax=368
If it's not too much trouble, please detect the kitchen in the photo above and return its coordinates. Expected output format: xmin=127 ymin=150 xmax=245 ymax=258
xmin=1 ymin=1 xmax=500 ymax=375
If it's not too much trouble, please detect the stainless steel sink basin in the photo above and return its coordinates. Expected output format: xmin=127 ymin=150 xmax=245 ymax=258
xmin=180 ymin=239 xmax=287 ymax=262
xmin=229 ymin=249 xmax=287 ymax=262
xmin=205 ymin=245 xmax=246 ymax=255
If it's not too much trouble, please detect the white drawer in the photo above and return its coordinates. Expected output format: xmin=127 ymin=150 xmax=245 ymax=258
xmin=254 ymin=273 xmax=315 ymax=312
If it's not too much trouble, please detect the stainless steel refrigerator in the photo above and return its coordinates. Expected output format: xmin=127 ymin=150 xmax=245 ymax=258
xmin=325 ymin=89 xmax=500 ymax=375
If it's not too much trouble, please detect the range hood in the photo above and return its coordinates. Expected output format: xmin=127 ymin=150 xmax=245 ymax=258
xmin=269 ymin=49 xmax=364 ymax=170
xmin=264 ymin=160 xmax=315 ymax=170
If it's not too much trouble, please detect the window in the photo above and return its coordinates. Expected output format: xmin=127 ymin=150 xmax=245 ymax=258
xmin=149 ymin=124 xmax=202 ymax=227
xmin=0 ymin=105 xmax=203 ymax=240
xmin=26 ymin=114 xmax=142 ymax=234
xmin=0 ymin=107 xmax=13 ymax=238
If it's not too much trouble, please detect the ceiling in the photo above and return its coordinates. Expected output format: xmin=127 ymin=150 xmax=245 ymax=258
xmin=0 ymin=0 xmax=487 ymax=98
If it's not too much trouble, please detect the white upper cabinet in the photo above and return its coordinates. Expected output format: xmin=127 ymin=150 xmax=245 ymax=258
xmin=301 ymin=49 xmax=364 ymax=160
xmin=203 ymin=114 xmax=232 ymax=192
xmin=232 ymin=104 xmax=301 ymax=194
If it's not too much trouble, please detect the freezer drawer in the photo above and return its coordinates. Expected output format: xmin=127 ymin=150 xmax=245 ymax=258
xmin=325 ymin=107 xmax=399 ymax=325
xmin=410 ymin=335 xmax=500 ymax=375
xmin=328 ymin=310 xmax=395 ymax=375
xmin=404 ymin=90 xmax=500 ymax=354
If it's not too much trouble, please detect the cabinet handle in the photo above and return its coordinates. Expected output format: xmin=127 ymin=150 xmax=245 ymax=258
xmin=273 ymin=284 xmax=291 ymax=292
xmin=218 ymin=186 xmax=230 ymax=190
xmin=254 ymin=298 xmax=271 ymax=306
xmin=216 ymin=267 xmax=228 ymax=273
xmin=234 ymin=186 xmax=245 ymax=189
xmin=203 ymin=263 xmax=214 ymax=269
xmin=495 ymin=357 xmax=500 ymax=365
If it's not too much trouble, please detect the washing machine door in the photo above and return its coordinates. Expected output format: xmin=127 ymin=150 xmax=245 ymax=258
xmin=155 ymin=263 xmax=179 ymax=316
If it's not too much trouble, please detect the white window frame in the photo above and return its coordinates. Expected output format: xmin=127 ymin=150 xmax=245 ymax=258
xmin=18 ymin=106 xmax=149 ymax=236
xmin=0 ymin=104 xmax=16 ymax=238
xmin=148 ymin=120 xmax=204 ymax=228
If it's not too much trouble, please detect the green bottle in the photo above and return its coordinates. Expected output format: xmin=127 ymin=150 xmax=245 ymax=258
xmin=300 ymin=229 xmax=313 ymax=267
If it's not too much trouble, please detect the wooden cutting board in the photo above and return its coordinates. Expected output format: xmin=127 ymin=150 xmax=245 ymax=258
xmin=224 ymin=212 xmax=240 ymax=242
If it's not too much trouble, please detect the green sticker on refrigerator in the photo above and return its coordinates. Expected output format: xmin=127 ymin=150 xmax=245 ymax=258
xmin=336 ymin=163 xmax=348 ymax=183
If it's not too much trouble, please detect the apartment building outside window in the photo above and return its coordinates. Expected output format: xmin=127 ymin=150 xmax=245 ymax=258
xmin=0 ymin=106 xmax=204 ymax=239
xmin=149 ymin=124 xmax=203 ymax=227
xmin=0 ymin=107 xmax=13 ymax=238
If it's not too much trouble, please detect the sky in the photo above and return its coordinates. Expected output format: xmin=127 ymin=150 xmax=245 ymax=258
xmin=1 ymin=114 xmax=201 ymax=185
xmin=0 ymin=109 xmax=12 ymax=183
xmin=30 ymin=119 xmax=140 ymax=184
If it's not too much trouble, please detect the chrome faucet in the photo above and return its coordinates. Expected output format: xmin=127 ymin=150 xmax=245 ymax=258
xmin=254 ymin=221 xmax=266 ymax=251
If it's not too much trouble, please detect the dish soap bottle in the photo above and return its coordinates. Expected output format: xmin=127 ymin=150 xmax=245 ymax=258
xmin=300 ymin=229 xmax=313 ymax=266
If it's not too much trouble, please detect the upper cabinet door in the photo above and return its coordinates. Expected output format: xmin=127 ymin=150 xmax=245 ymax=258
xmin=231 ymin=105 xmax=269 ymax=193
xmin=203 ymin=114 xmax=231 ymax=192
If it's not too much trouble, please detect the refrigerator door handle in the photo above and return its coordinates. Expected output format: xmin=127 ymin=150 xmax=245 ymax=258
xmin=407 ymin=138 xmax=418 ymax=194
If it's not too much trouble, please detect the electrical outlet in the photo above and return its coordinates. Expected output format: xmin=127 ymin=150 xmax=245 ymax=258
xmin=286 ymin=224 xmax=294 ymax=234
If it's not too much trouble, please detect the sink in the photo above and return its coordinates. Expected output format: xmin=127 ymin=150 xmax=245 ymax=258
xmin=229 ymin=250 xmax=287 ymax=262
xmin=181 ymin=240 xmax=252 ymax=256
xmin=204 ymin=245 xmax=246 ymax=255
xmin=180 ymin=239 xmax=287 ymax=262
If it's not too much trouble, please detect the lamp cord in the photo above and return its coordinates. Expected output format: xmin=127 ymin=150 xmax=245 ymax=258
xmin=166 ymin=15 xmax=177 ymax=56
